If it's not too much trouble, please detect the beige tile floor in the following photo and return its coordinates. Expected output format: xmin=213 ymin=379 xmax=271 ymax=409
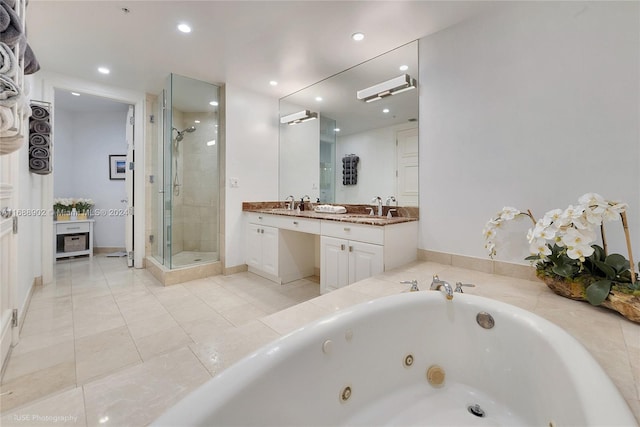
xmin=1 ymin=256 xmax=639 ymax=426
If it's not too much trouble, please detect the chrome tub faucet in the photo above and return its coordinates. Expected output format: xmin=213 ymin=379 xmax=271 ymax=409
xmin=430 ymin=275 xmax=453 ymax=300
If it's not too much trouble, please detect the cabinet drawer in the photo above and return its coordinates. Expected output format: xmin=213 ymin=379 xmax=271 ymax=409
xmin=321 ymin=221 xmax=384 ymax=245
xmin=56 ymin=222 xmax=90 ymax=234
xmin=245 ymin=212 xmax=279 ymax=227
xmin=272 ymin=216 xmax=320 ymax=234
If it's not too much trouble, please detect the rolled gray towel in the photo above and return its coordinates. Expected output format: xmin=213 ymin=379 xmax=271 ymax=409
xmin=31 ymin=105 xmax=48 ymax=120
xmin=23 ymin=43 xmax=39 ymax=75
xmin=29 ymin=132 xmax=49 ymax=146
xmin=29 ymin=157 xmax=49 ymax=172
xmin=29 ymin=119 xmax=50 ymax=134
xmin=0 ymin=0 xmax=23 ymax=47
xmin=29 ymin=145 xmax=48 ymax=158
xmin=0 ymin=41 xmax=16 ymax=76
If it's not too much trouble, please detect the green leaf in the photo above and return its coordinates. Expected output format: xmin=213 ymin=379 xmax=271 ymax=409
xmin=552 ymin=264 xmax=577 ymax=278
xmin=586 ymin=280 xmax=612 ymax=306
xmin=594 ymin=260 xmax=616 ymax=280
xmin=591 ymin=245 xmax=605 ymax=262
xmin=605 ymin=254 xmax=629 ymax=274
xmin=524 ymin=255 xmax=540 ymax=261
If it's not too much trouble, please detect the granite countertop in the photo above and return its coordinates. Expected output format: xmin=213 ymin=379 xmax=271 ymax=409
xmin=243 ymin=201 xmax=419 ymax=226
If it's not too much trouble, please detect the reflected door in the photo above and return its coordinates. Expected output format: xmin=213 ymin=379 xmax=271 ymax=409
xmin=396 ymin=128 xmax=419 ymax=206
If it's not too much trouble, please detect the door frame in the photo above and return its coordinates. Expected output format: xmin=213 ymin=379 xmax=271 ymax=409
xmin=40 ymin=72 xmax=146 ymax=283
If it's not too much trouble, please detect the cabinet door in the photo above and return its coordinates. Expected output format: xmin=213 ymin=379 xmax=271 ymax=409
xmin=320 ymin=236 xmax=349 ymax=294
xmin=349 ymin=241 xmax=384 ymax=285
xmin=246 ymin=223 xmax=263 ymax=269
xmin=261 ymin=226 xmax=279 ymax=276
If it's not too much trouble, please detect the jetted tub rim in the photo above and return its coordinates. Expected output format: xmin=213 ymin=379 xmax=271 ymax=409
xmin=153 ymin=291 xmax=636 ymax=426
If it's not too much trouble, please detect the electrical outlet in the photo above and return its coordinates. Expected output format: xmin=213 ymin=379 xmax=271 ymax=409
xmin=312 ymin=182 xmax=318 ymax=189
xmin=229 ymin=177 xmax=239 ymax=188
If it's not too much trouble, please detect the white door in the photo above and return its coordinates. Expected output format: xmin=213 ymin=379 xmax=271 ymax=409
xmin=320 ymin=236 xmax=349 ymax=294
xmin=0 ymin=149 xmax=18 ymax=370
xmin=125 ymin=106 xmax=134 ymax=267
xmin=349 ymin=241 xmax=384 ymax=284
xmin=396 ymin=128 xmax=419 ymax=206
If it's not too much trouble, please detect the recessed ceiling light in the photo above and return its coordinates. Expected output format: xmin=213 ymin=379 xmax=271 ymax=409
xmin=177 ymin=23 xmax=191 ymax=33
xmin=382 ymin=108 xmax=390 ymax=113
xmin=206 ymin=140 xmax=216 ymax=146
xmin=209 ymin=101 xmax=218 ymax=106
xmin=352 ymin=32 xmax=365 ymax=41
xmin=269 ymin=80 xmax=278 ymax=86
xmin=71 ymin=92 xmax=80 ymax=96
xmin=334 ymin=128 xmax=341 ymax=132
xmin=399 ymin=65 xmax=409 ymax=71
xmin=194 ymin=120 xmax=201 ymax=124
xmin=97 ymin=67 xmax=110 ymax=74
xmin=315 ymin=96 xmax=323 ymax=102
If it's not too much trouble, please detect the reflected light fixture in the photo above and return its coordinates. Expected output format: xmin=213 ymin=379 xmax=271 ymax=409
xmin=71 ymin=92 xmax=80 ymax=96
xmin=206 ymin=140 xmax=216 ymax=146
xmin=399 ymin=64 xmax=409 ymax=71
xmin=177 ymin=23 xmax=192 ymax=33
xmin=356 ymin=74 xmax=416 ymax=103
xmin=280 ymin=110 xmax=318 ymax=125
xmin=209 ymin=101 xmax=218 ymax=106
xmin=269 ymin=80 xmax=278 ymax=86
xmin=97 ymin=66 xmax=110 ymax=75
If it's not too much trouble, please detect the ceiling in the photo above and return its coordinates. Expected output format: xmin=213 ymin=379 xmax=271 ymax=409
xmin=28 ymin=1 xmax=495 ymax=102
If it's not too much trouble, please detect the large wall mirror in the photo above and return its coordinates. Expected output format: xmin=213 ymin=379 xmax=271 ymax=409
xmin=279 ymin=40 xmax=419 ymax=207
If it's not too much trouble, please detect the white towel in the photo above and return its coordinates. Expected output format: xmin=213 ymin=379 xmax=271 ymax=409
xmin=0 ymin=104 xmax=13 ymax=132
xmin=0 ymin=41 xmax=16 ymax=77
xmin=314 ymin=205 xmax=347 ymax=214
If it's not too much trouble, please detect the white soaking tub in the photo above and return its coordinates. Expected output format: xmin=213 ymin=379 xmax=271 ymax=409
xmin=154 ymin=291 xmax=636 ymax=426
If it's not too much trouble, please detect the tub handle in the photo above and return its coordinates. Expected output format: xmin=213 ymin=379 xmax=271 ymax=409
xmin=455 ymin=282 xmax=475 ymax=293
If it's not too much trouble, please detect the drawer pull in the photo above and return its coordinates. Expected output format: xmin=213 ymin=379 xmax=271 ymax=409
xmin=340 ymin=244 xmax=346 ymax=251
xmin=66 ymin=227 xmax=80 ymax=230
xmin=349 ymin=246 xmax=353 ymax=252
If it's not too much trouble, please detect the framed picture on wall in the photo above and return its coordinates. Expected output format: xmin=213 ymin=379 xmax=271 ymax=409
xmin=109 ymin=155 xmax=127 ymax=180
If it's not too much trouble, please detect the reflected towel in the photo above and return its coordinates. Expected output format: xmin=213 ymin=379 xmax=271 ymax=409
xmin=29 ymin=145 xmax=49 ymax=158
xmin=29 ymin=132 xmax=49 ymax=146
xmin=31 ymin=105 xmax=49 ymax=121
xmin=29 ymin=157 xmax=50 ymax=173
xmin=0 ymin=0 xmax=23 ymax=47
xmin=29 ymin=119 xmax=50 ymax=134
xmin=0 ymin=41 xmax=16 ymax=76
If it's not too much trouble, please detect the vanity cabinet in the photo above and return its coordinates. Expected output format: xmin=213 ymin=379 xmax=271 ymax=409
xmin=245 ymin=211 xmax=417 ymax=289
xmin=320 ymin=236 xmax=383 ymax=294
xmin=246 ymin=213 xmax=316 ymax=284
xmin=246 ymin=223 xmax=278 ymax=277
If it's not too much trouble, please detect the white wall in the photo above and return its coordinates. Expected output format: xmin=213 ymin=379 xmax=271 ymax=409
xmin=419 ymin=2 xmax=640 ymax=264
xmin=224 ymin=84 xmax=279 ymax=268
xmin=335 ymin=123 xmax=416 ymax=205
xmin=54 ymin=109 xmax=129 ymax=248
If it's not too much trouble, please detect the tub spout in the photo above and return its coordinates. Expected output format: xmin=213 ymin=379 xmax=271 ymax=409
xmin=430 ymin=275 xmax=453 ymax=300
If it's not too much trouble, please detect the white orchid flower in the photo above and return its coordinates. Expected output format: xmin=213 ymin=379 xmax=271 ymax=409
xmin=499 ymin=207 xmax=520 ymax=221
xmin=561 ymin=227 xmax=596 ymax=249
xmin=541 ymin=209 xmax=562 ymax=227
xmin=567 ymin=244 xmax=595 ymax=262
xmin=529 ymin=239 xmax=552 ymax=257
xmin=578 ymin=192 xmax=606 ymax=207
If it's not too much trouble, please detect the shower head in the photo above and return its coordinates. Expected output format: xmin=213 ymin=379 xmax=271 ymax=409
xmin=172 ymin=126 xmax=197 ymax=143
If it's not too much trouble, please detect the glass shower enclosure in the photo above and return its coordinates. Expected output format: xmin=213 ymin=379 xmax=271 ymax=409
xmin=150 ymin=74 xmax=220 ymax=269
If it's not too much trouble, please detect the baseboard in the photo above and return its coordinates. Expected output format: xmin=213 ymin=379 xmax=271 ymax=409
xmin=223 ymin=264 xmax=248 ymax=276
xmin=94 ymin=247 xmax=126 ymax=254
xmin=417 ymin=249 xmax=537 ymax=281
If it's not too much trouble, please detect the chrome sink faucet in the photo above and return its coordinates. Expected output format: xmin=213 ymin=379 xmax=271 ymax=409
xmin=386 ymin=195 xmax=397 ymax=206
xmin=371 ymin=196 xmax=383 ymax=216
xmin=285 ymin=195 xmax=295 ymax=210
xmin=430 ymin=275 xmax=453 ymax=300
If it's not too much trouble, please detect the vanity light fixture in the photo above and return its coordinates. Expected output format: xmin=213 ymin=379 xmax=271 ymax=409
xmin=356 ymin=74 xmax=416 ymax=103
xmin=280 ymin=110 xmax=318 ymax=125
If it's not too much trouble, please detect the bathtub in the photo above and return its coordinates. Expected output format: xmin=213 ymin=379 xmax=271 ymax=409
xmin=154 ymin=291 xmax=636 ymax=426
